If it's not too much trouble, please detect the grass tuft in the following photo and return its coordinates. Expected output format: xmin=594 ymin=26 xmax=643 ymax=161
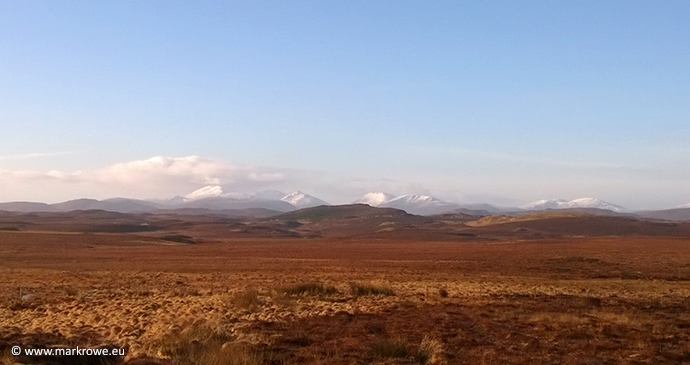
xmin=281 ymin=282 xmax=337 ymax=296
xmin=416 ymin=336 xmax=445 ymax=364
xmin=154 ymin=324 xmax=277 ymax=365
xmin=231 ymin=288 xmax=261 ymax=310
xmin=350 ymin=283 xmax=395 ymax=297
xmin=171 ymin=286 xmax=200 ymax=297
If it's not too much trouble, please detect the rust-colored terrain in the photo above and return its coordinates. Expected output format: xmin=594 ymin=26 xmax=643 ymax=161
xmin=1 ymin=206 xmax=689 ymax=364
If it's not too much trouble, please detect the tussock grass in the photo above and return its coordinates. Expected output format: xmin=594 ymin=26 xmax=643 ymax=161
xmin=350 ymin=282 xmax=395 ymax=297
xmin=62 ymin=286 xmax=79 ymax=297
xmin=132 ymin=285 xmax=151 ymax=296
xmin=154 ymin=324 xmax=276 ymax=365
xmin=416 ymin=336 xmax=445 ymax=364
xmin=171 ymin=286 xmax=200 ymax=297
xmin=594 ymin=311 xmax=634 ymax=326
xmin=281 ymin=282 xmax=337 ymax=296
xmin=529 ymin=312 xmax=593 ymax=328
xmin=271 ymin=291 xmax=296 ymax=308
xmin=231 ymin=288 xmax=261 ymax=310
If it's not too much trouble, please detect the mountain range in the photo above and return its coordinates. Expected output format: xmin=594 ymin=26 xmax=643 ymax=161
xmin=0 ymin=186 xmax=327 ymax=214
xmin=354 ymin=192 xmax=515 ymax=215
xmin=0 ymin=185 xmax=689 ymax=220
xmin=519 ymin=198 xmax=626 ymax=212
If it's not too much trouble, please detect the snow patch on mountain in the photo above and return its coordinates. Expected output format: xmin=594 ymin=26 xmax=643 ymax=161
xmin=183 ymin=186 xmax=262 ymax=202
xmin=354 ymin=192 xmax=460 ymax=215
xmin=520 ymin=199 xmax=567 ymax=210
xmin=177 ymin=186 xmax=297 ymax=211
xmin=281 ymin=191 xmax=329 ymax=209
xmin=385 ymin=194 xmax=445 ymax=206
xmin=184 ymin=185 xmax=225 ymax=201
xmin=521 ymin=198 xmax=625 ymax=212
xmin=382 ymin=194 xmax=460 ymax=215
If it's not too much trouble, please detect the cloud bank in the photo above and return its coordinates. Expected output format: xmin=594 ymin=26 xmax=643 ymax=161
xmin=1 ymin=154 xmax=689 ymax=210
xmin=0 ymin=156 xmax=290 ymax=203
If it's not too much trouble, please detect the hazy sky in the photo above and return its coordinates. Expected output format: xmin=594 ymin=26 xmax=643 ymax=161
xmin=1 ymin=1 xmax=689 ymax=209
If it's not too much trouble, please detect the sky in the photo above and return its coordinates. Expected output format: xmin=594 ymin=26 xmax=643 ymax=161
xmin=1 ymin=1 xmax=689 ymax=209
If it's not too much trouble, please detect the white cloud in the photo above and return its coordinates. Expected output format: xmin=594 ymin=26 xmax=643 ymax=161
xmin=95 ymin=156 xmax=230 ymax=185
xmin=0 ymin=156 xmax=289 ymax=202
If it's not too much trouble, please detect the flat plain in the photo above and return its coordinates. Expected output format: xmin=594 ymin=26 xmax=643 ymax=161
xmin=1 ymin=207 xmax=689 ymax=364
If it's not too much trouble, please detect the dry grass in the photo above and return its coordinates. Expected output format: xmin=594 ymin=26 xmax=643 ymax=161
xmin=417 ymin=336 xmax=445 ymax=364
xmin=231 ymin=288 xmax=261 ymax=310
xmin=154 ymin=324 xmax=280 ymax=365
xmin=0 ymin=350 xmax=15 ymax=365
xmin=2 ymin=230 xmax=690 ymax=364
xmin=370 ymin=338 xmax=410 ymax=359
xmin=349 ymin=282 xmax=395 ymax=297
xmin=281 ymin=282 xmax=337 ymax=296
xmin=170 ymin=286 xmax=200 ymax=297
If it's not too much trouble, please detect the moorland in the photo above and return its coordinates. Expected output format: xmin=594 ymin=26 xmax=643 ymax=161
xmin=1 ymin=205 xmax=690 ymax=364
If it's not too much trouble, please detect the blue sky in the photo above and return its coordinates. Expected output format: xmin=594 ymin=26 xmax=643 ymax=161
xmin=1 ymin=1 xmax=689 ymax=209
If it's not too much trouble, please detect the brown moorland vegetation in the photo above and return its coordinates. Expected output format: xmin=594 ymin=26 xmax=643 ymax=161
xmin=0 ymin=208 xmax=689 ymax=364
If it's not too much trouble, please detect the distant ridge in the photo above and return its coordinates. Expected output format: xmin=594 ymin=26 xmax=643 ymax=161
xmin=180 ymin=196 xmax=295 ymax=212
xmin=0 ymin=201 xmax=53 ymax=212
xmin=637 ymin=207 xmax=690 ymax=222
xmin=0 ymin=199 xmax=159 ymax=213
xmin=354 ymin=192 xmax=511 ymax=216
xmin=273 ymin=204 xmax=414 ymax=221
xmin=0 ymin=186 xmax=325 ymax=214
xmin=1 ymin=188 xmax=688 ymax=220
xmin=520 ymin=198 xmax=625 ymax=213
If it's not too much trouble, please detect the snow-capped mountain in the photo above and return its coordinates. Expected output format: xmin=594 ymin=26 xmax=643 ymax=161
xmin=355 ymin=192 xmax=397 ymax=207
xmin=520 ymin=199 xmax=567 ymax=210
xmin=354 ymin=192 xmax=460 ymax=215
xmin=677 ymin=203 xmax=690 ymax=209
xmin=166 ymin=186 xmax=330 ymax=211
xmin=521 ymin=198 xmax=625 ymax=212
xmin=160 ymin=185 xmax=296 ymax=211
xmin=281 ymin=191 xmax=329 ymax=209
xmin=183 ymin=185 xmax=255 ymax=202
xmin=383 ymin=195 xmax=460 ymax=215
xmin=184 ymin=185 xmax=224 ymax=201
xmin=384 ymin=194 xmax=446 ymax=207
